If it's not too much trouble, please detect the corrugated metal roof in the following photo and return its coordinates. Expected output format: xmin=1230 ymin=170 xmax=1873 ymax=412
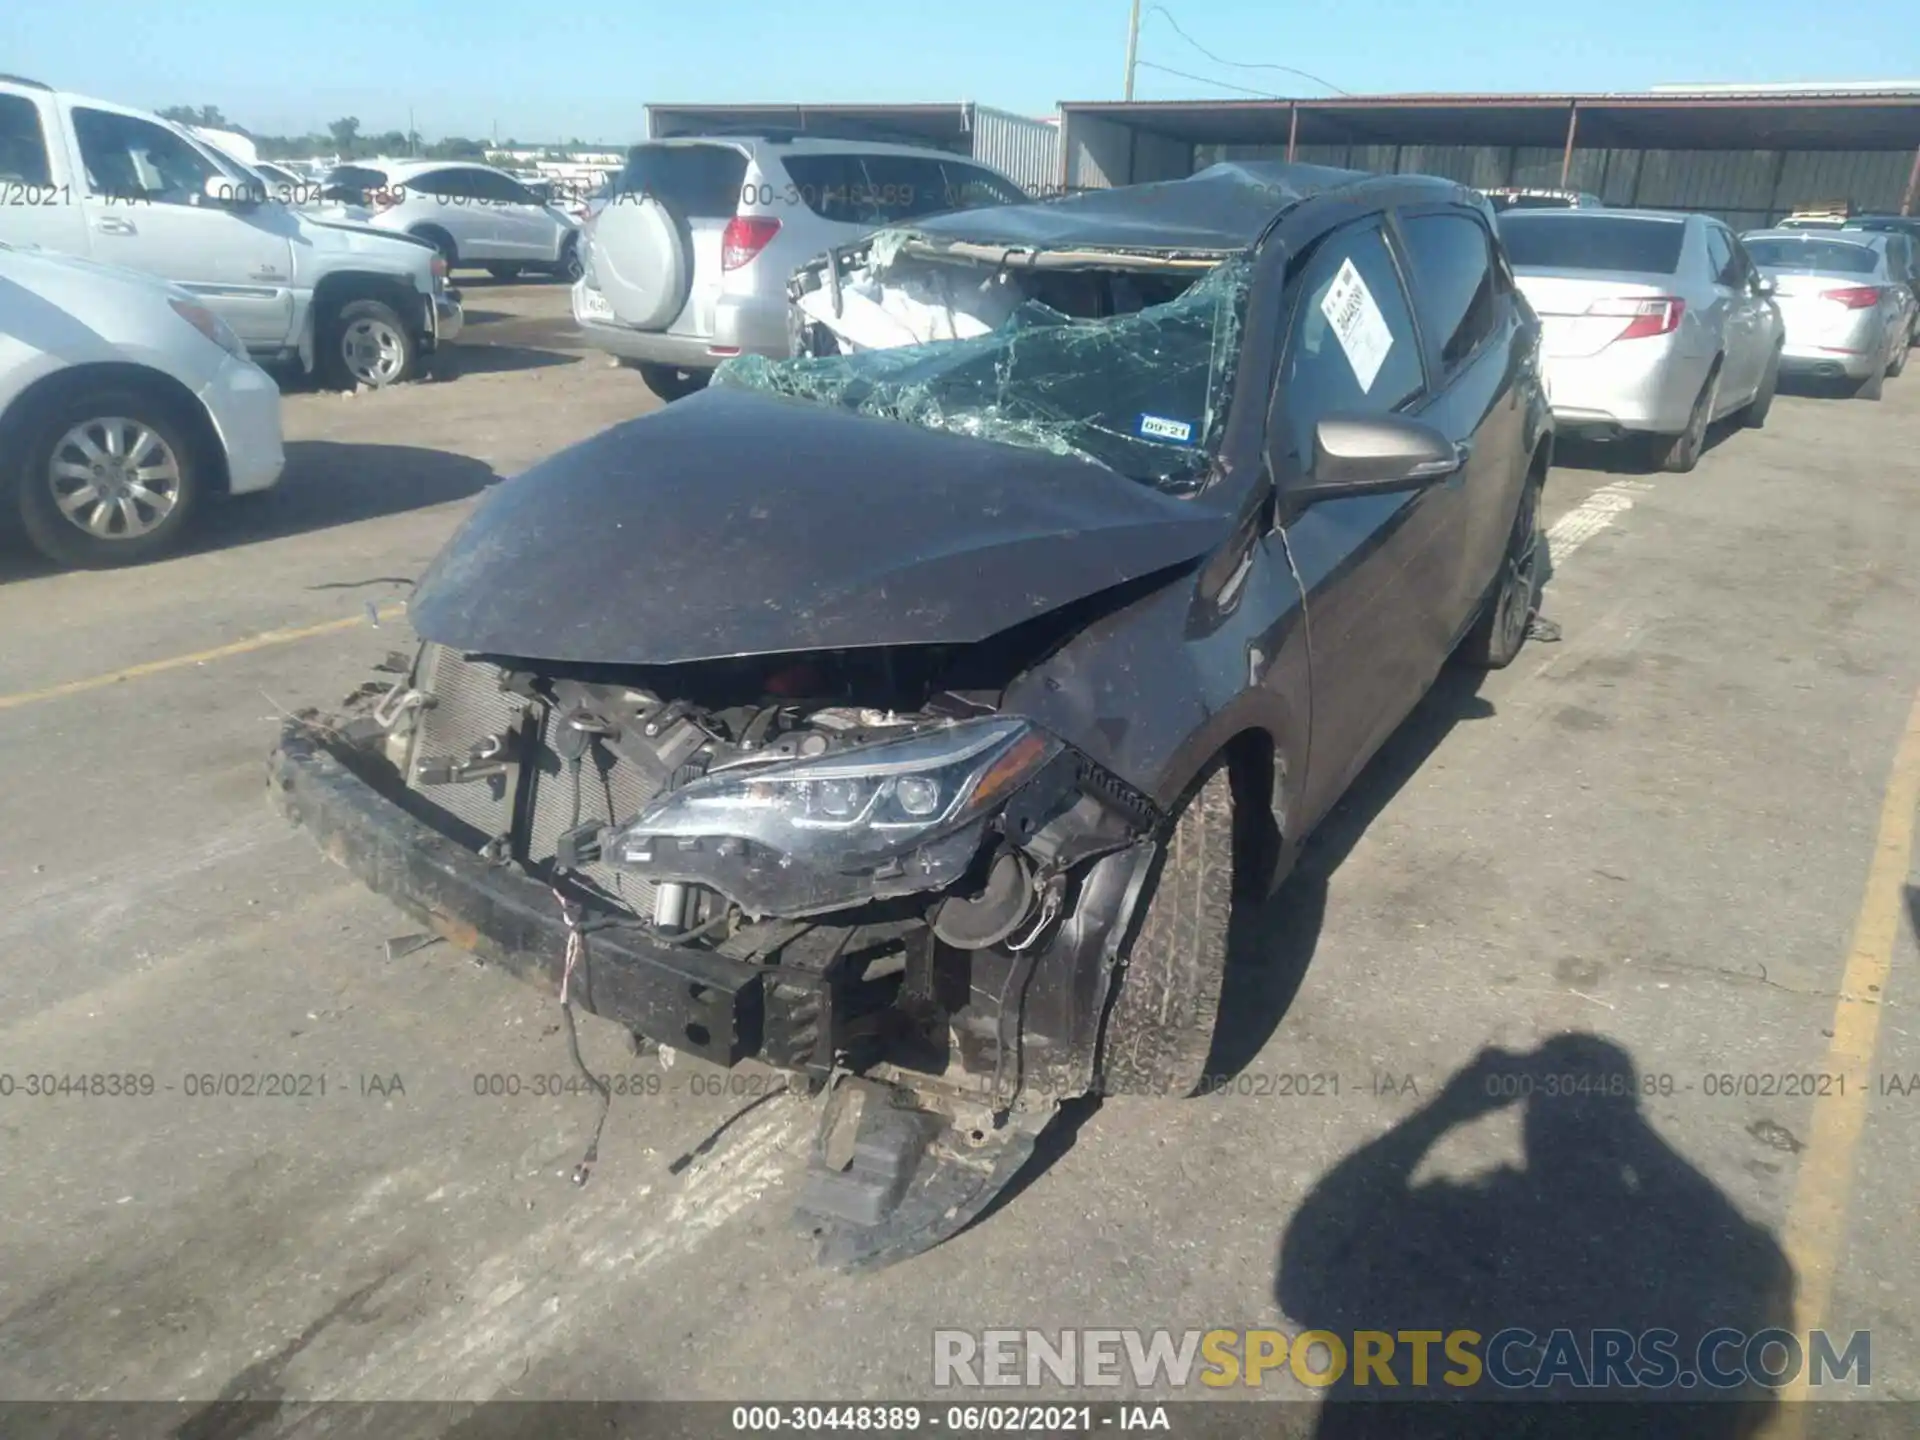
xmin=1064 ymin=89 xmax=1920 ymax=109
xmin=1057 ymin=91 xmax=1920 ymax=153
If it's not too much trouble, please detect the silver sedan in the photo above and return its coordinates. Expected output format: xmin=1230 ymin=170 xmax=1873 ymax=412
xmin=1742 ymin=230 xmax=1911 ymax=401
xmin=1496 ymin=209 xmax=1785 ymax=472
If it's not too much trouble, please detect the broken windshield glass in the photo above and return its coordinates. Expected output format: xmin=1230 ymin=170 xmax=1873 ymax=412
xmin=712 ymin=256 xmax=1252 ymax=494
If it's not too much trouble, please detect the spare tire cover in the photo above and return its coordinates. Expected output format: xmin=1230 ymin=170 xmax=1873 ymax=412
xmin=590 ymin=195 xmax=690 ymax=332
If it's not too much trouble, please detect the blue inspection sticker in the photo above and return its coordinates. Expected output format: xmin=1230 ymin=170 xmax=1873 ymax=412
xmin=1138 ymin=413 xmax=1195 ymax=444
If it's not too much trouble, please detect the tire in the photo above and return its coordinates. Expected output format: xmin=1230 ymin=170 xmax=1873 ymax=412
xmin=321 ymin=298 xmax=420 ymax=390
xmin=1651 ymin=365 xmax=1719 ymax=473
xmin=631 ymin=361 xmax=710 ymax=402
xmin=1743 ymin=348 xmax=1781 ymax=428
xmin=486 ymin=263 xmax=522 ymax=281
xmin=556 ymin=237 xmax=584 ymax=283
xmin=1889 ymin=340 xmax=1908 ymax=378
xmin=1856 ymin=364 xmax=1884 ymax=401
xmin=1458 ymin=471 xmax=1543 ymax=670
xmin=15 ymin=387 xmax=203 ymax=569
xmin=1097 ymin=761 xmax=1235 ymax=1099
xmin=411 ymin=227 xmax=457 ymax=269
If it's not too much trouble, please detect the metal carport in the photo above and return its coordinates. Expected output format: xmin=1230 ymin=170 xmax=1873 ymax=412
xmin=1057 ymin=89 xmax=1920 ymax=228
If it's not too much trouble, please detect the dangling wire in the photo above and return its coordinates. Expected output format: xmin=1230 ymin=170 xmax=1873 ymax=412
xmin=551 ymin=884 xmax=612 ymax=1186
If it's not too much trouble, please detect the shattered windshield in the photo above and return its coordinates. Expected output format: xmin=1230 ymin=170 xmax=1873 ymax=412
xmin=712 ymin=256 xmax=1252 ymax=494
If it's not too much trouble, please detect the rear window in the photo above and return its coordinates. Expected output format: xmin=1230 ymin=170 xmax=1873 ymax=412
xmin=1743 ymin=237 xmax=1879 ymax=275
xmin=1496 ymin=215 xmax=1685 ymax=274
xmin=1492 ymin=194 xmax=1576 ymax=211
xmin=612 ymin=144 xmax=748 ymax=219
xmin=0 ymin=94 xmax=53 ymax=186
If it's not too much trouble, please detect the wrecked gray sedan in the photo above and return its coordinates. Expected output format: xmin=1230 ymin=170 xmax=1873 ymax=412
xmin=269 ymin=162 xmax=1551 ymax=1267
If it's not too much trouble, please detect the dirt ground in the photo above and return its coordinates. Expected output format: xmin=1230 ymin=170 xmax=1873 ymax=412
xmin=2 ymin=277 xmax=1918 ymax=1431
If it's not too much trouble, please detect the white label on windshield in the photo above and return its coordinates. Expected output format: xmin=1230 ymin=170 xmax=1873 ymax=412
xmin=1321 ymin=257 xmax=1394 ymax=392
xmin=1138 ymin=414 xmax=1194 ymax=443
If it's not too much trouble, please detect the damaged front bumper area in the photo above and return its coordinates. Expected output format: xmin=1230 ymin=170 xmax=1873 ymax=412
xmin=269 ymin=718 xmax=767 ymax=1066
xmin=268 ymin=646 xmax=1165 ymax=1267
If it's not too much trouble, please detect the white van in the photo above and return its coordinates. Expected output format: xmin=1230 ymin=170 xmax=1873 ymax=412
xmin=0 ymin=75 xmax=462 ymax=388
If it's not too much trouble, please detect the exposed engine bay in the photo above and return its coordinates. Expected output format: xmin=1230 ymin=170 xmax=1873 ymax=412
xmin=381 ymin=639 xmax=1157 ymax=934
xmin=300 ymin=635 xmax=1165 ymax=1264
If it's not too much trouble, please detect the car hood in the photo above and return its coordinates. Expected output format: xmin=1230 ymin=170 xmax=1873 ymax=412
xmin=296 ymin=213 xmax=433 ymax=268
xmin=407 ymin=387 xmax=1230 ymax=666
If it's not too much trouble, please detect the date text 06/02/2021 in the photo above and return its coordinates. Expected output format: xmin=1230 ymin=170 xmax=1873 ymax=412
xmin=729 ymin=1406 xmax=1168 ymax=1431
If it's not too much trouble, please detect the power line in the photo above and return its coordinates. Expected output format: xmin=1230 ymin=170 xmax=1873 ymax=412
xmin=1145 ymin=5 xmax=1351 ymax=96
xmin=1133 ymin=61 xmax=1286 ymax=100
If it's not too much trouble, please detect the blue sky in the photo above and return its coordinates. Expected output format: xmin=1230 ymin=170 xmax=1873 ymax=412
xmin=10 ymin=0 xmax=1918 ymax=141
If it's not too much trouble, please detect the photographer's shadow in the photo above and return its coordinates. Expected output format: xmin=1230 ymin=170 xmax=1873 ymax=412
xmin=1277 ymin=1035 xmax=1795 ymax=1438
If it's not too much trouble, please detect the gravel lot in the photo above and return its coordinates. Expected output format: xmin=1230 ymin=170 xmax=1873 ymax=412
xmin=2 ymin=278 xmax=1918 ymax=1429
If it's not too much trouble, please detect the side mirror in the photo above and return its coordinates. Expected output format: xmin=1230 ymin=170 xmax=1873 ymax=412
xmin=1752 ymin=274 xmax=1777 ymax=297
xmin=1295 ymin=414 xmax=1464 ymax=502
xmin=203 ymin=175 xmax=265 ymax=209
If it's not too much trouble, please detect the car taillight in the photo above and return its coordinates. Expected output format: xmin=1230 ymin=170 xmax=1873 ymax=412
xmin=721 ymin=216 xmax=781 ymax=271
xmin=1821 ymin=286 xmax=1881 ymax=309
xmin=430 ymin=256 xmax=449 ymax=281
xmin=1587 ymin=295 xmax=1685 ymax=341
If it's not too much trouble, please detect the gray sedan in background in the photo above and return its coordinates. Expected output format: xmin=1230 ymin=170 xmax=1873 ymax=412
xmin=1741 ymin=230 xmax=1910 ymax=401
xmin=1496 ymin=209 xmax=1783 ymax=472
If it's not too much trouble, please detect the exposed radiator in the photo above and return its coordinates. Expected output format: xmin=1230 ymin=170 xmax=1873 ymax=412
xmin=403 ymin=643 xmax=526 ymax=843
xmin=523 ymin=707 xmax=662 ymax=915
xmin=402 ymin=644 xmax=665 ymax=917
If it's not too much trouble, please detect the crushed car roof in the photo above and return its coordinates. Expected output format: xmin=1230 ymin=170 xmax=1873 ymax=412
xmin=907 ymin=160 xmax=1374 ymax=255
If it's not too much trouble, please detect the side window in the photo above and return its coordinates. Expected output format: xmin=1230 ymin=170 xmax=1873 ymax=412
xmin=846 ymin=155 xmax=949 ymax=223
xmin=0 ymin=95 xmax=53 ymax=186
xmin=937 ymin=160 xmax=1027 ymax=213
xmin=778 ymin=153 xmax=870 ymax=223
xmin=412 ymin=168 xmax=481 ymax=201
xmin=1272 ymin=222 xmax=1426 ymax=464
xmin=468 ymin=169 xmax=537 ymax=206
xmin=72 ymin=108 xmax=221 ymax=204
xmin=1397 ymin=212 xmax=1499 ymax=370
xmin=1705 ymin=226 xmax=1738 ymax=287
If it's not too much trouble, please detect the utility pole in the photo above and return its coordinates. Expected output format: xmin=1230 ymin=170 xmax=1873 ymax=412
xmin=408 ymin=106 xmax=416 ymax=156
xmin=1124 ymin=0 xmax=1141 ymax=100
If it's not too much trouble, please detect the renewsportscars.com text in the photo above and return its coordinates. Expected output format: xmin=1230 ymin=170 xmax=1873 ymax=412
xmin=932 ymin=1327 xmax=1870 ymax=1391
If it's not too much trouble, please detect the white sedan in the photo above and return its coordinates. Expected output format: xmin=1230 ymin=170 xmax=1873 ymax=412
xmin=0 ymin=242 xmax=285 ymax=567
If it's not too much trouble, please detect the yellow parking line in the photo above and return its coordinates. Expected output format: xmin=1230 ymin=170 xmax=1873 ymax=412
xmin=0 ymin=603 xmax=408 ymax=713
xmin=1771 ymin=682 xmax=1920 ymax=1423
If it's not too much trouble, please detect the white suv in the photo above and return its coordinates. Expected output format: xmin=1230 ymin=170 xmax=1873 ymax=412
xmin=317 ymin=159 xmax=583 ymax=281
xmin=574 ymin=135 xmax=1027 ymax=400
xmin=1 ymin=242 xmax=284 ymax=567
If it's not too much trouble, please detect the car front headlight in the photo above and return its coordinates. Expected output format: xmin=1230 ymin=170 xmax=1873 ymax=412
xmin=169 ymin=298 xmax=245 ymax=359
xmin=608 ymin=716 xmax=1062 ymax=918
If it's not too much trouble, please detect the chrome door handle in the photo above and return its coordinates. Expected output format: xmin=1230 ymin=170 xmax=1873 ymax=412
xmin=92 ymin=216 xmax=137 ymax=236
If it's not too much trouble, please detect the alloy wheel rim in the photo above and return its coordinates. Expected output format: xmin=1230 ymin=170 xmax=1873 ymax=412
xmin=343 ymin=318 xmax=407 ymax=385
xmin=48 ymin=417 xmax=181 ymax=540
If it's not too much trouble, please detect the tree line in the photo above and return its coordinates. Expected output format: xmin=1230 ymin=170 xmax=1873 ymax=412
xmin=157 ymin=106 xmax=599 ymax=163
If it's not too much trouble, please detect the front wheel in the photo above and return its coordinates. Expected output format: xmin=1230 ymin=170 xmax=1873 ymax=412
xmin=321 ymin=298 xmax=420 ymax=389
xmin=1889 ymin=339 xmax=1908 ymax=378
xmin=1097 ymin=761 xmax=1235 ymax=1098
xmin=1458 ymin=473 xmax=1542 ymax=670
xmin=16 ymin=389 xmax=203 ymax=568
xmin=556 ymin=238 xmax=584 ymax=283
